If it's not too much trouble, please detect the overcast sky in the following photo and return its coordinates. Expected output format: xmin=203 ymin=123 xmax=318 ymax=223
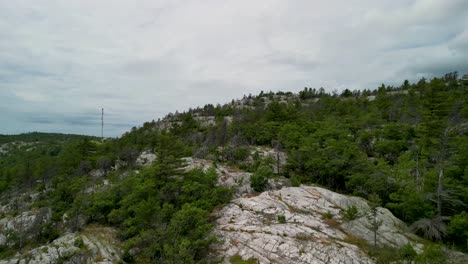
xmin=1 ymin=0 xmax=467 ymax=137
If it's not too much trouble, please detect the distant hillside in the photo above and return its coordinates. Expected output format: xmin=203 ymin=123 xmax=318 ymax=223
xmin=0 ymin=132 xmax=95 ymax=145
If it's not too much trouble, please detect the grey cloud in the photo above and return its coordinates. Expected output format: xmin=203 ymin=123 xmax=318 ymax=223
xmin=387 ymin=32 xmax=459 ymax=51
xmin=24 ymin=116 xmax=57 ymax=125
xmin=404 ymin=58 xmax=468 ymax=78
xmin=448 ymin=30 xmax=468 ymax=54
xmin=0 ymin=0 xmax=467 ymax=136
xmin=0 ymin=62 xmax=50 ymax=80
xmin=23 ymin=112 xmax=99 ymax=126
xmin=121 ymin=58 xmax=180 ymax=79
xmin=265 ymin=52 xmax=318 ymax=72
xmin=18 ymin=111 xmax=133 ymax=136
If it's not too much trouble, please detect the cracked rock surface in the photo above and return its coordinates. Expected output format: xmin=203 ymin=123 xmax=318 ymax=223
xmin=0 ymin=226 xmax=121 ymax=264
xmin=209 ymin=186 xmax=424 ymax=264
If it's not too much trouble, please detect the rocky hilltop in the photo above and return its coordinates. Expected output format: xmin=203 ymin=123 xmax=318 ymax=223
xmin=1 ymin=76 xmax=468 ymax=263
xmin=186 ymin=158 xmax=465 ymax=264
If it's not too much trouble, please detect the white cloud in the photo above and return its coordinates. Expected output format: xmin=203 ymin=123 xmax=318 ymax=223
xmin=0 ymin=0 xmax=467 ymax=136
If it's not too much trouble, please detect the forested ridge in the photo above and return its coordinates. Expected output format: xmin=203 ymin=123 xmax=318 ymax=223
xmin=0 ymin=72 xmax=467 ymax=263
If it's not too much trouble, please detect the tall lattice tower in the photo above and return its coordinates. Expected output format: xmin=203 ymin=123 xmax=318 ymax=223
xmin=101 ymin=108 xmax=104 ymax=141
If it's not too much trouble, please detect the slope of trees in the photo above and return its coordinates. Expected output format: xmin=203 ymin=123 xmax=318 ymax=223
xmin=103 ymin=72 xmax=468 ymax=252
xmin=1 ymin=72 xmax=467 ymax=258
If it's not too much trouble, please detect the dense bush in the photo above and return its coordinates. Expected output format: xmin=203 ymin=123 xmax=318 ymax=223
xmin=277 ymin=214 xmax=286 ymax=223
xmin=446 ymin=212 xmax=468 ymax=252
xmin=398 ymin=243 xmax=417 ymax=260
xmin=87 ymin=165 xmax=232 ymax=263
xmin=250 ymin=164 xmax=273 ymax=192
xmin=342 ymin=205 xmax=360 ymax=221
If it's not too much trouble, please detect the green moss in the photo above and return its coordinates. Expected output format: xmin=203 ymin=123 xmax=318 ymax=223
xmin=229 ymin=254 xmax=258 ymax=264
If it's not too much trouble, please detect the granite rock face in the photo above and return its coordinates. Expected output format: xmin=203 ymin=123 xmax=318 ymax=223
xmin=183 ymin=157 xmax=289 ymax=198
xmin=183 ymin=158 xmax=425 ymax=264
xmin=183 ymin=157 xmax=254 ymax=197
xmin=0 ymin=207 xmax=51 ymax=246
xmin=251 ymin=146 xmax=288 ymax=174
xmin=135 ymin=150 xmax=157 ymax=168
xmin=209 ymin=186 xmax=424 ymax=264
xmin=0 ymin=226 xmax=121 ymax=264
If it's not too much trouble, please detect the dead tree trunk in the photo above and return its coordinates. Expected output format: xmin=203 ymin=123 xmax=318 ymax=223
xmin=436 ymin=127 xmax=449 ymax=217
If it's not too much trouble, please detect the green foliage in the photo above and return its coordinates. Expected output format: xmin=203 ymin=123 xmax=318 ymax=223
xmin=233 ymin=147 xmax=250 ymax=161
xmin=250 ymin=164 xmax=273 ymax=192
xmin=91 ymin=163 xmax=231 ymax=263
xmin=47 ymin=176 xmax=87 ymax=216
xmin=229 ymin=254 xmax=258 ymax=264
xmin=415 ymin=244 xmax=447 ymax=264
xmin=370 ymin=244 xmax=417 ymax=264
xmin=369 ymin=246 xmax=402 ymax=264
xmin=290 ymin=174 xmax=301 ymax=187
xmin=277 ymin=214 xmax=286 ymax=224
xmin=0 ymin=244 xmax=15 ymax=259
xmin=446 ymin=212 xmax=468 ymax=252
xmin=0 ymin=134 xmax=99 ymax=194
xmin=323 ymin=211 xmax=334 ymax=219
xmin=342 ymin=205 xmax=360 ymax=221
xmin=368 ymin=194 xmax=382 ymax=210
xmin=73 ymin=237 xmax=85 ymax=249
xmin=286 ymin=121 xmax=369 ymax=191
xmin=0 ymin=132 xmax=92 ymax=145
xmin=250 ymin=173 xmax=267 ymax=192
xmin=398 ymin=243 xmax=417 ymax=260
xmin=278 ymin=123 xmax=307 ymax=150
xmin=387 ymin=186 xmax=435 ymax=223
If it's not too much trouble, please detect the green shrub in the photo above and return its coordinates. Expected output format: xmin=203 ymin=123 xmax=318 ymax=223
xmin=250 ymin=164 xmax=272 ymax=192
xmin=233 ymin=147 xmax=250 ymax=161
xmin=398 ymin=243 xmax=417 ymax=260
xmin=290 ymin=175 xmax=301 ymax=187
xmin=323 ymin=211 xmax=334 ymax=219
xmin=0 ymin=245 xmax=15 ymax=259
xmin=446 ymin=212 xmax=468 ymax=252
xmin=277 ymin=214 xmax=286 ymax=224
xmin=415 ymin=244 xmax=446 ymax=264
xmin=230 ymin=254 xmax=258 ymax=264
xmin=343 ymin=205 xmax=359 ymax=221
xmin=74 ymin=237 xmax=85 ymax=249
xmin=369 ymin=244 xmax=416 ymax=264
xmin=369 ymin=247 xmax=400 ymax=264
xmin=250 ymin=173 xmax=267 ymax=192
xmin=122 ymin=250 xmax=134 ymax=263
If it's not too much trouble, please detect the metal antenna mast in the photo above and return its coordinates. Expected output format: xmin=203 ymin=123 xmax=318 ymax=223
xmin=101 ymin=108 xmax=104 ymax=141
